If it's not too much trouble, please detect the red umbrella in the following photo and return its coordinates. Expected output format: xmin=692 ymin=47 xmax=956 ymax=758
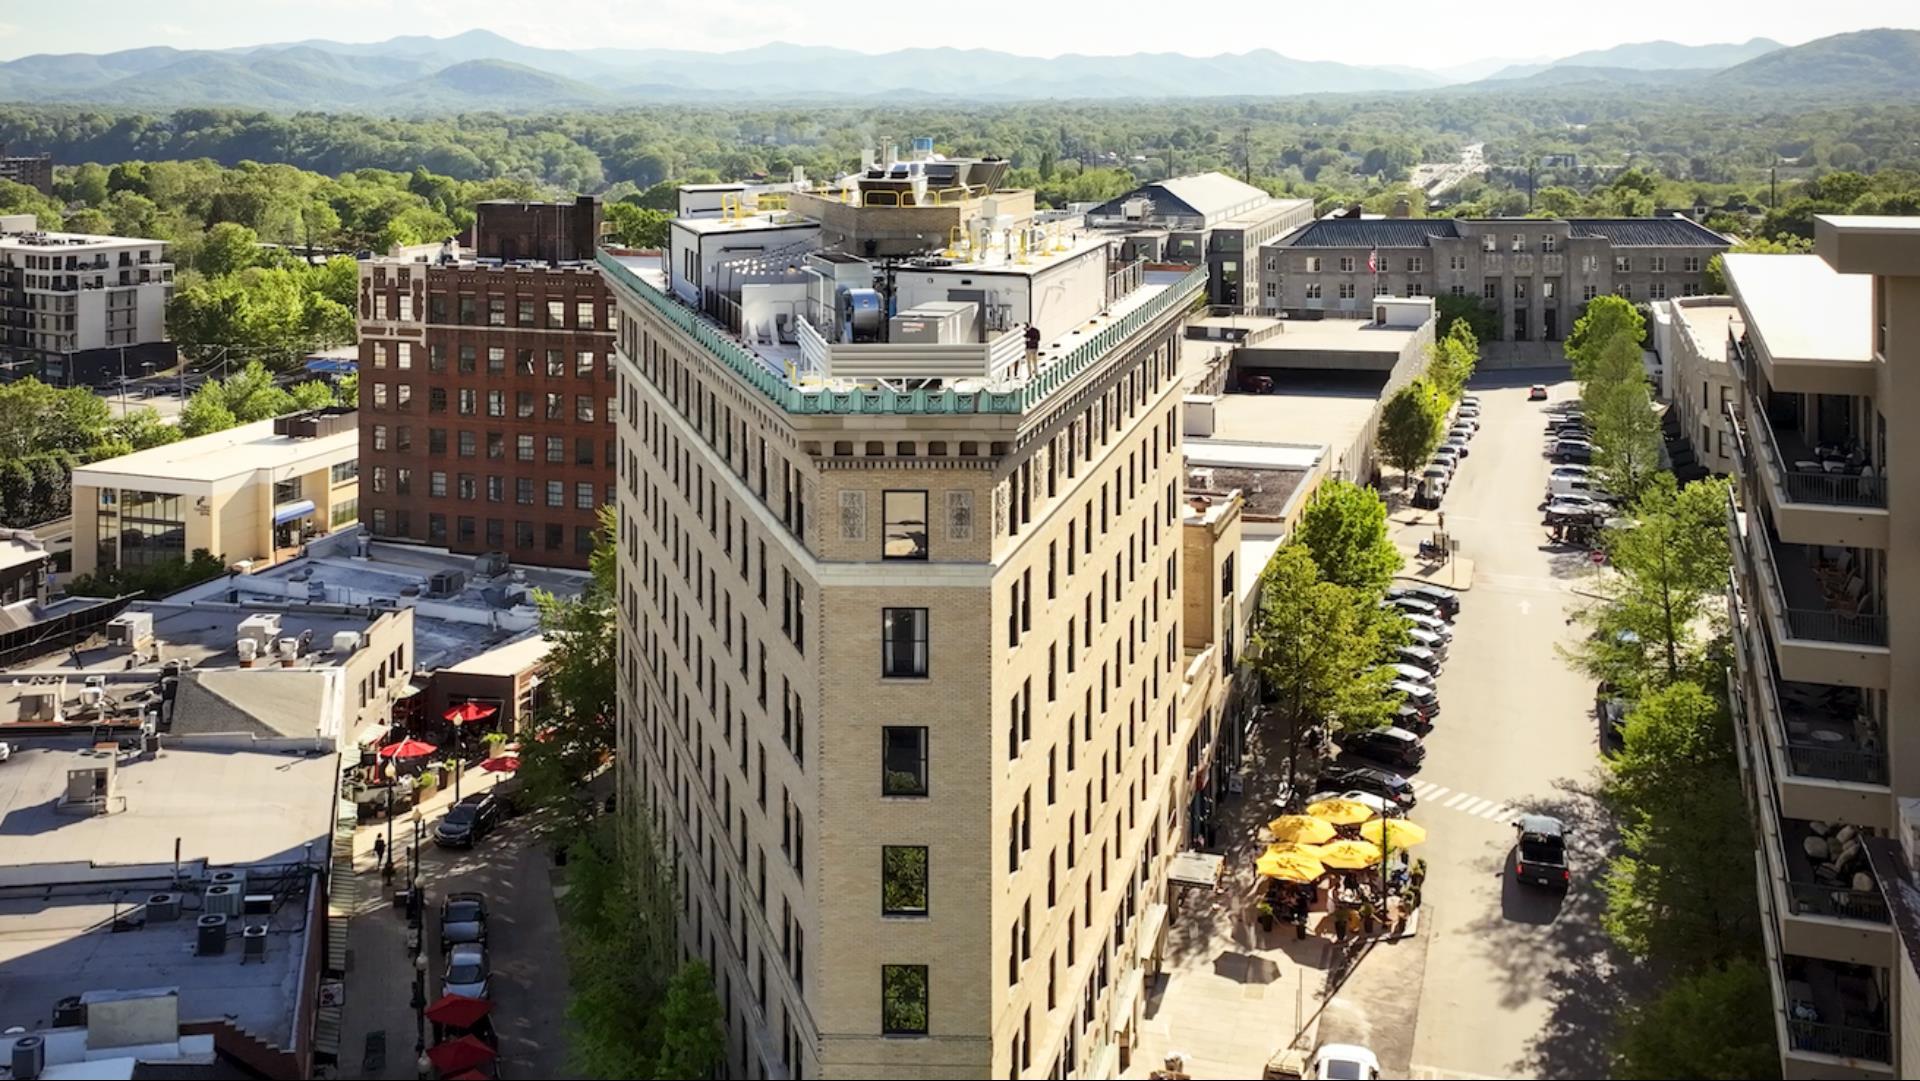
xmin=446 ymin=1072 xmax=491 ymax=1081
xmin=444 ymin=701 xmax=497 ymax=724
xmin=427 ymin=1035 xmax=497 ymax=1074
xmin=378 ymin=738 xmax=438 ymax=759
xmin=424 ymin=993 xmax=493 ymax=1029
xmin=479 ymin=755 xmax=520 ymax=774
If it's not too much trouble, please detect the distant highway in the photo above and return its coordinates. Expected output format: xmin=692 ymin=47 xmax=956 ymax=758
xmin=1410 ymin=142 xmax=1487 ymax=199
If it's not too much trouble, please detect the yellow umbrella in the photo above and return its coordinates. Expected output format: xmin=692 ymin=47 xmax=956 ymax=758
xmin=1267 ymin=815 xmax=1337 ymax=845
xmin=1359 ymin=818 xmax=1429 ymax=848
xmin=1255 ymin=845 xmax=1326 ymax=883
xmin=1306 ymin=797 xmax=1378 ymax=826
xmin=1313 ymin=839 xmax=1384 ymax=869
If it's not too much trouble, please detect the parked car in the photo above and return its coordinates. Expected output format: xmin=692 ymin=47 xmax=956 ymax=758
xmin=1414 ymin=473 xmax=1446 ymax=509
xmin=0 ymin=740 xmax=11 ymax=763
xmin=1549 ymin=464 xmax=1594 ymax=479
xmin=1455 ymin=402 xmax=1481 ymax=419
xmin=1528 ymin=384 xmax=1549 ymax=401
xmin=1552 ymin=440 xmax=1593 ymax=464
xmin=434 ymin=791 xmax=503 ymax=848
xmin=1338 ymin=725 xmax=1426 ymax=768
xmin=1318 ymin=765 xmax=1417 ymax=808
xmin=1450 ymin=414 xmax=1480 ymax=434
xmin=1396 ymin=643 xmax=1442 ymax=675
xmin=1444 ymin=435 xmax=1471 ymax=459
xmin=1546 ymin=492 xmax=1615 ymax=513
xmin=1459 ymin=395 xmax=1481 ymax=409
xmin=1383 ymin=595 xmax=1442 ymax=622
xmin=1389 ymin=700 xmax=1432 ymax=732
xmin=439 ymin=892 xmax=488 ymax=949
xmin=1512 ymin=814 xmax=1571 ymax=890
xmin=1597 ymin=680 xmax=1629 ymax=741
xmin=1312 ymin=1042 xmax=1382 ymax=1080
xmin=443 ymin=942 xmax=492 ymax=999
xmin=1388 ymin=679 xmax=1440 ymax=719
xmin=1432 ymin=445 xmax=1462 ymax=468
xmin=1383 ymin=661 xmax=1435 ymax=686
xmin=1399 ymin=611 xmax=1453 ymax=641
xmin=1405 ymin=626 xmax=1448 ymax=657
xmin=1388 ymin=584 xmax=1460 ymax=619
xmin=1547 ymin=474 xmax=1607 ymax=499
xmin=1305 ymin=789 xmax=1404 ymax=819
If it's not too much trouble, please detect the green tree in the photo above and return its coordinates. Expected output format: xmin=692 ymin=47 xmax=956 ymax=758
xmin=1252 ymin=546 xmax=1399 ymax=794
xmin=1434 ymin=293 xmax=1499 ymax=344
xmin=519 ymin=505 xmax=617 ymax=818
xmin=1583 ymin=336 xmax=1664 ymax=501
xmin=197 ymin=221 xmax=260 ymax=278
xmin=1565 ymin=295 xmax=1646 ymax=381
xmin=649 ymin=962 xmax=727 ymax=1080
xmin=105 ymin=408 xmax=180 ymax=451
xmin=1376 ymin=378 xmax=1447 ymax=488
xmin=1295 ymin=479 xmax=1401 ymax=594
xmin=1611 ymin=959 xmax=1781 ymax=1080
xmin=1566 ymin=475 xmax=1732 ymax=694
xmin=1426 ymin=320 xmax=1479 ymax=403
xmin=604 ymin=202 xmax=670 ymax=249
xmin=560 ymin=816 xmax=678 ymax=1079
xmin=177 ymin=391 xmax=238 ymax=437
xmin=289 ymin=380 xmax=337 ymax=411
xmin=1603 ymin=681 xmax=1758 ymax=967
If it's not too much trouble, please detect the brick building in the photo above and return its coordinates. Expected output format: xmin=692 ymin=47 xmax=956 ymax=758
xmin=0 ymin=151 xmax=53 ymax=195
xmin=356 ymin=198 xmax=615 ymax=569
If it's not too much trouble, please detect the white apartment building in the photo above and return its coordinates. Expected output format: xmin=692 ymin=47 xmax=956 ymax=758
xmin=0 ymin=214 xmax=173 ymax=385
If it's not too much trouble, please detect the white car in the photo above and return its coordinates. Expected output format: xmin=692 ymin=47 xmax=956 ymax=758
xmin=1313 ymin=1042 xmax=1382 ymax=1080
xmin=443 ymin=942 xmax=492 ymax=1000
xmin=1459 ymin=395 xmax=1481 ymax=409
xmin=1548 ymin=474 xmax=1607 ymax=498
xmin=1399 ymin=611 xmax=1453 ymax=641
xmin=1406 ymin=626 xmax=1448 ymax=657
xmin=1432 ymin=445 xmax=1462 ymax=467
xmin=1550 ymin=464 xmax=1593 ymax=479
xmin=0 ymin=741 xmax=10 ymax=763
xmin=1305 ymin=790 xmax=1403 ymax=820
xmin=1383 ymin=661 xmax=1435 ymax=686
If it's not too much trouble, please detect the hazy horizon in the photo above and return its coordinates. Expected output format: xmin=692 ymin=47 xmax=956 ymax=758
xmin=0 ymin=0 xmax=1905 ymax=70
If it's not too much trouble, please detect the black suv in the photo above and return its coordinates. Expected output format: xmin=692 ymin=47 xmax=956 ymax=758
xmin=1338 ymin=726 xmax=1426 ymax=768
xmin=1318 ymin=764 xmax=1417 ymax=808
xmin=1513 ymin=814 xmax=1571 ymax=890
xmin=439 ymin=891 xmax=488 ymax=948
xmin=433 ymin=791 xmax=502 ymax=848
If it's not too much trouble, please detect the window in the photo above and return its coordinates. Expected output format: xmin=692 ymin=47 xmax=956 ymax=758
xmin=1513 ymin=279 xmax=1528 ymax=300
xmin=396 ymin=342 xmax=413 ymax=369
xmin=1302 ymin=256 xmax=1322 ymax=273
xmin=576 ymin=482 xmax=595 ymax=509
xmin=1338 ymin=283 xmax=1355 ymax=300
xmin=1649 ymin=256 xmax=1667 ymax=273
xmin=882 ymin=608 xmax=929 ymax=677
xmin=458 ymin=345 xmax=475 ymax=373
xmin=1263 ymin=280 xmax=1276 ymax=298
xmin=1406 ymin=256 xmax=1423 ymax=273
xmin=517 ymin=298 xmax=535 ymax=327
xmin=1683 ymin=255 xmax=1702 ymax=273
xmin=487 ymin=297 xmax=506 ymax=326
xmin=429 ymin=345 xmax=446 ymax=372
xmin=1617 ymin=283 xmax=1633 ymax=299
xmin=430 ymin=472 xmax=447 ymax=498
xmin=547 ymin=436 xmax=565 ymax=463
xmin=457 ymin=474 xmax=476 ymax=500
xmin=576 ymin=395 xmax=595 ymax=423
xmin=1615 ymin=255 xmax=1632 ymax=274
xmin=547 ymin=299 xmax=565 ymax=328
xmin=1407 ymin=282 xmax=1425 ymax=297
xmin=1541 ymin=235 xmax=1558 ymax=253
xmin=1482 ymin=280 xmax=1498 ymax=301
xmin=1449 ymin=254 xmax=1466 ymax=271
xmin=882 ymin=491 xmax=929 ymax=560
xmin=1649 ymin=282 xmax=1668 ymax=300
xmin=486 ymin=391 xmax=505 ymax=417
xmin=1482 ymin=234 xmax=1498 ymax=253
xmin=487 ymin=347 xmax=505 ymax=374
xmin=428 ymin=387 xmax=446 ymax=414
xmin=1449 ymin=284 xmax=1465 ymax=297
xmin=1583 ymin=284 xmax=1598 ymax=301
xmin=1338 ymin=256 xmax=1355 ymax=273
xmin=882 ymin=846 xmax=929 ymax=915
xmin=487 ymin=432 xmax=503 ymax=459
xmin=516 ymin=435 xmax=534 ymax=461
xmin=881 ymin=965 xmax=928 ymax=1035
xmin=1304 ymin=283 xmax=1322 ymax=300
xmin=372 ymin=424 xmax=388 ymax=451
xmin=457 ymin=431 xmax=475 ymax=458
xmin=487 ymin=475 xmax=503 ymax=502
xmin=546 ymin=480 xmax=564 ymax=507
xmin=577 ymin=299 xmax=596 ymax=329
xmin=457 ymin=294 xmax=475 ymax=323
xmin=372 ymin=383 xmax=388 ymax=409
xmin=577 ymin=350 xmax=595 ymax=378
xmin=1511 ymin=233 xmax=1524 ymax=252
xmin=882 ymin=727 xmax=928 ymax=796
xmin=547 ymin=349 xmax=565 ymax=377
xmin=516 ymin=477 xmax=533 ymax=504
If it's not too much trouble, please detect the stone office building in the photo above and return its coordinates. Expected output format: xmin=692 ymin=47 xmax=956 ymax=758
xmin=1260 ymin=216 xmax=1731 ymax=342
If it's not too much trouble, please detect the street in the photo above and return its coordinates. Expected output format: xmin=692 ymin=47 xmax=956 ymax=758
xmin=1382 ymin=371 xmax=1626 ymax=1079
xmin=336 ymin=781 xmax=574 ymax=1080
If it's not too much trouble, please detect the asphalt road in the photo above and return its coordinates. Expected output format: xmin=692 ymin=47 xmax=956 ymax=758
xmin=1395 ymin=372 xmax=1627 ymax=1080
xmin=340 ymin=797 xmax=573 ymax=1079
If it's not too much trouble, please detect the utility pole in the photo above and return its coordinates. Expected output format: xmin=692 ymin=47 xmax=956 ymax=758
xmin=1241 ymin=124 xmax=1253 ymax=184
xmin=1770 ymin=163 xmax=1778 ymax=210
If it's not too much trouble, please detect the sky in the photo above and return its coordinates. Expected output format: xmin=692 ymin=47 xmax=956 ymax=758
xmin=0 ymin=0 xmax=1905 ymax=68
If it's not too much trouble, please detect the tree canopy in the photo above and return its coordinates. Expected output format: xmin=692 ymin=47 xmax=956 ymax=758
xmin=1295 ymin=479 xmax=1402 ymax=594
xmin=1376 ymin=378 xmax=1447 ymax=488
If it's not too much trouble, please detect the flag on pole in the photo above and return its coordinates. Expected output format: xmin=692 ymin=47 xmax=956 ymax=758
xmin=1367 ymin=248 xmax=1378 ymax=274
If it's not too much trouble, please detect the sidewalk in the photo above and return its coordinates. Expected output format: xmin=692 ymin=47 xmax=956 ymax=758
xmin=349 ymin=761 xmax=515 ymax=872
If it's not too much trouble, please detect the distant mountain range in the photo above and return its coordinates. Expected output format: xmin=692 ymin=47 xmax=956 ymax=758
xmin=0 ymin=27 xmax=1906 ymax=109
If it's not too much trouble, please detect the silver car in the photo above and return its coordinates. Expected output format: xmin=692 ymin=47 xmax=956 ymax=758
xmin=443 ymin=942 xmax=491 ymax=1000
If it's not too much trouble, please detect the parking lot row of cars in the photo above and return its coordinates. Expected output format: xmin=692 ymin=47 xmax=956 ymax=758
xmin=1413 ymin=395 xmax=1482 ymax=510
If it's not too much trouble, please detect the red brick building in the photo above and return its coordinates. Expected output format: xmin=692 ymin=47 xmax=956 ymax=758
xmin=355 ymin=198 xmax=615 ymax=569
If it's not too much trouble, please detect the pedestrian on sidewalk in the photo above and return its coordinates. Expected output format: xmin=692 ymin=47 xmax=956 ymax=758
xmin=372 ymin=833 xmax=387 ymax=872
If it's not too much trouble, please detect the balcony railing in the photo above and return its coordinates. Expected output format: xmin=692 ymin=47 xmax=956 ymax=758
xmin=1784 ymin=881 xmax=1890 ymax=923
xmin=1781 ymin=607 xmax=1888 ymax=647
xmin=1784 ymin=740 xmax=1888 ymax=785
xmin=1785 ymin=1019 xmax=1891 ymax=1063
xmin=1741 ymin=385 xmax=1887 ymax=508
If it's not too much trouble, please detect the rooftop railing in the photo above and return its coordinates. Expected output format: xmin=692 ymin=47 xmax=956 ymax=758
xmin=1741 ymin=386 xmax=1886 ymax=508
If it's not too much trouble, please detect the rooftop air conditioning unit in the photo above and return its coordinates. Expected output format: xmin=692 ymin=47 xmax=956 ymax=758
xmin=196 ymin=913 xmax=228 ymax=955
xmin=204 ymin=884 xmax=241 ymax=917
xmin=210 ymin=868 xmax=247 ymax=894
xmin=146 ymin=893 xmax=179 ymax=922
xmin=1189 ymin=468 xmax=1216 ymax=491
xmin=242 ymin=923 xmax=268 ymax=961
xmin=332 ymin=631 xmax=362 ymax=654
xmin=11 ymin=1034 xmax=45 ymax=1081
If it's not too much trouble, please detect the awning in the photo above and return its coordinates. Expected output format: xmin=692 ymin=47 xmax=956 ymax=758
xmin=394 ymin=677 xmax=429 ymax=699
xmin=354 ymin=723 xmax=390 ymax=747
xmin=273 ymin=499 xmax=316 ymax=524
xmin=1135 ymin=902 xmax=1169 ymax=963
xmin=1112 ymin=968 xmax=1144 ymax=1037
xmin=1167 ymin=850 xmax=1224 ymax=888
xmin=305 ymin=356 xmax=356 ymax=375
xmin=1090 ymin=1041 xmax=1120 ymax=1080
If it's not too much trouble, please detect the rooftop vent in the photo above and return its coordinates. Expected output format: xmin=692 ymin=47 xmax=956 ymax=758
xmin=196 ymin=913 xmax=228 ymax=955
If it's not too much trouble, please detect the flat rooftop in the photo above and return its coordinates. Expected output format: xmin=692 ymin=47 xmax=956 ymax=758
xmin=0 ymin=229 xmax=163 ymax=253
xmin=0 ymin=738 xmax=336 ymax=871
xmin=73 ymin=417 xmax=355 ymax=489
xmin=1257 ymin=318 xmax=1421 ymax=354
xmin=1671 ymin=298 xmax=1740 ymax=365
xmin=1723 ymin=253 xmax=1871 ymax=364
xmin=1206 ymin=384 xmax=1381 ymax=452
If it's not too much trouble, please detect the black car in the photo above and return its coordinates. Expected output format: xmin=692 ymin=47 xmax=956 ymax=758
xmin=1318 ymin=764 xmax=1417 ymax=808
xmin=1338 ymin=726 xmax=1426 ymax=768
xmin=1513 ymin=814 xmax=1571 ymax=890
xmin=1388 ymin=584 xmax=1460 ymax=620
xmin=433 ymin=792 xmax=502 ymax=848
xmin=1553 ymin=440 xmax=1593 ymax=464
xmin=439 ymin=891 xmax=488 ymax=948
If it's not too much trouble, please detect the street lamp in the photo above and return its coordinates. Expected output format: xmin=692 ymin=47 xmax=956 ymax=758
xmin=412 ymin=950 xmax=430 ymax=1078
xmin=451 ymin=716 xmax=465 ymax=802
xmin=383 ymin=760 xmax=397 ymax=883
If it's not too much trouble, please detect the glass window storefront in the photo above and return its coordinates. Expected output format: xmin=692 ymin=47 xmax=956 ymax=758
xmin=97 ymin=488 xmax=186 ymax=570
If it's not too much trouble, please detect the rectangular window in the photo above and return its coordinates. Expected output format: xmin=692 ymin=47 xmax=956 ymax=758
xmin=457 ymin=431 xmax=476 ymax=458
xmin=1302 ymin=256 xmax=1321 ymax=273
xmin=881 ymin=965 xmax=928 ymax=1035
xmin=882 ymin=608 xmax=929 ymax=678
xmin=882 ymin=490 xmax=929 ymax=560
xmin=1304 ymin=283 xmax=1322 ymax=300
xmin=458 ymin=345 xmax=476 ymax=374
xmin=1649 ymin=256 xmax=1667 ymax=273
xmin=1615 ymin=255 xmax=1632 ymax=274
xmin=487 ymin=391 xmax=505 ymax=417
xmin=882 ymin=727 xmax=928 ymax=796
xmin=577 ymin=350 xmax=595 ymax=377
xmin=576 ymin=482 xmax=594 ymax=509
xmin=516 ymin=477 xmax=533 ymax=504
xmin=1406 ymin=256 xmax=1423 ymax=273
xmin=487 ymin=346 xmax=505 ymax=374
xmin=547 ymin=299 xmax=565 ymax=328
xmin=577 ymin=299 xmax=596 ymax=329
xmin=1338 ymin=256 xmax=1355 ymax=273
xmin=546 ymin=480 xmax=564 ymax=507
xmin=1338 ymin=283 xmax=1355 ymax=300
xmin=1583 ymin=284 xmax=1598 ymax=301
xmin=515 ymin=435 xmax=534 ymax=461
xmin=488 ymin=297 xmax=506 ymax=326
xmin=429 ymin=471 xmax=447 ymax=498
xmin=547 ymin=436 xmax=565 ymax=463
xmin=1683 ymin=255 xmax=1702 ymax=273
xmin=576 ymin=395 xmax=595 ymax=423
xmin=882 ymin=846 xmax=929 ymax=916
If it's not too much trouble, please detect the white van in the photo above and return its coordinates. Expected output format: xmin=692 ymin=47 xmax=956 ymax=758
xmin=1548 ymin=474 xmax=1607 ymax=498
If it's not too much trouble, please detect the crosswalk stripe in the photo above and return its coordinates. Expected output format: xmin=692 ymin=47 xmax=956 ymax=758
xmin=1442 ymin=792 xmax=1469 ymax=809
xmin=1484 ymin=804 xmax=1512 ymax=821
xmin=1417 ymin=784 xmax=1449 ymax=801
xmin=1460 ymin=797 xmax=1491 ymax=815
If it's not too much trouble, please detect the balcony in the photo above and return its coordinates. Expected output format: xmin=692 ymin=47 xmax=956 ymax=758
xmin=1727 ymin=388 xmax=1888 ymax=551
xmin=1756 ymin=876 xmax=1895 ymax=1078
xmin=1732 ymin=621 xmax=1889 ymax=830
xmin=1732 ymin=495 xmax=1889 ymax=689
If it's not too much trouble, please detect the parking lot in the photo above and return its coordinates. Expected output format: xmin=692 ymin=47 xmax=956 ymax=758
xmin=337 ymin=776 xmax=573 ymax=1079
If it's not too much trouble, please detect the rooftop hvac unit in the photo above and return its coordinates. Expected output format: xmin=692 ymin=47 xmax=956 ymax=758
xmin=196 ymin=913 xmax=228 ymax=955
xmin=472 ymin=551 xmax=509 ymax=579
xmin=236 ymin=613 xmax=281 ymax=654
xmin=146 ymin=892 xmax=180 ymax=922
xmin=236 ymin=637 xmax=259 ymax=665
xmin=210 ymin=869 xmax=247 ymax=893
xmin=18 ymin=685 xmax=60 ymax=723
xmin=275 ymin=637 xmax=300 ymax=665
xmin=10 ymin=1034 xmax=44 ymax=1081
xmin=51 ymin=995 xmax=84 ymax=1027
xmin=331 ymin=631 xmax=362 ymax=654
xmin=242 ymin=923 xmax=268 ymax=961
xmin=243 ymin=894 xmax=273 ymax=917
xmin=1189 ymin=468 xmax=1216 ymax=490
xmin=204 ymin=884 xmax=241 ymax=917
xmin=105 ymin=611 xmax=154 ymax=651
xmin=428 ymin=570 xmax=467 ymax=597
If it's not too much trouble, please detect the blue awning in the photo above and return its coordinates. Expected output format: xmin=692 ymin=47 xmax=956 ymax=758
xmin=304 ymin=356 xmax=356 ymax=375
xmin=273 ymin=499 xmax=316 ymax=524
